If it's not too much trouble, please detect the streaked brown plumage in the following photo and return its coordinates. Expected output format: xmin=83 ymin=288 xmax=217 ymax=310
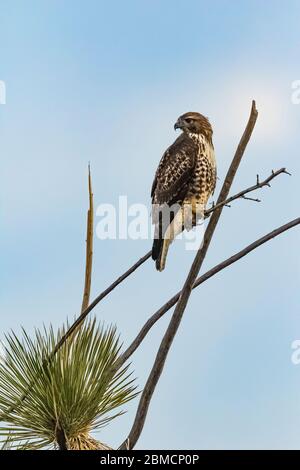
xmin=151 ymin=112 xmax=217 ymax=271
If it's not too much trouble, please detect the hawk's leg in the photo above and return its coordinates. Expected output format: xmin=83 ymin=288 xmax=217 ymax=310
xmin=184 ymin=201 xmax=205 ymax=229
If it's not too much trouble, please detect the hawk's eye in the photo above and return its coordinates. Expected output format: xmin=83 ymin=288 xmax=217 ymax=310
xmin=185 ymin=118 xmax=193 ymax=124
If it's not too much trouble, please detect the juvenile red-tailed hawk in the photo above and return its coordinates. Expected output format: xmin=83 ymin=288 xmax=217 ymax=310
xmin=151 ymin=112 xmax=216 ymax=271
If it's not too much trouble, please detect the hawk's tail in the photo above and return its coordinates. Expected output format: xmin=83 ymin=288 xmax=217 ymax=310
xmin=152 ymin=239 xmax=171 ymax=271
xmin=152 ymin=207 xmax=166 ymax=271
xmin=152 ymin=238 xmax=164 ymax=271
xmin=152 ymin=238 xmax=169 ymax=272
xmin=152 ymin=208 xmax=183 ymax=272
xmin=152 ymin=206 xmax=172 ymax=272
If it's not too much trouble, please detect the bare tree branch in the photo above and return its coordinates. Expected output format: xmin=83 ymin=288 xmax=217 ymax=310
xmin=119 ymin=100 xmax=259 ymax=450
xmin=116 ymin=217 xmax=300 ymax=369
xmin=205 ymin=167 xmax=290 ymax=215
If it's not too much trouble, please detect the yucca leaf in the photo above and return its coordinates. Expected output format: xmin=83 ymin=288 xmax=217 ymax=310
xmin=0 ymin=319 xmax=138 ymax=449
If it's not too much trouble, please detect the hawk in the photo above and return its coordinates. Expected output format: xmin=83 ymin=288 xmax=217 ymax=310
xmin=151 ymin=112 xmax=217 ymax=271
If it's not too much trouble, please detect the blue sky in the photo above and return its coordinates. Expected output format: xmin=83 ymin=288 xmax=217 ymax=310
xmin=1 ymin=0 xmax=300 ymax=449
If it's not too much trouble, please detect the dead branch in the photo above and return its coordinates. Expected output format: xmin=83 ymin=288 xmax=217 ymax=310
xmin=119 ymin=100 xmax=258 ymax=450
xmin=116 ymin=217 xmax=300 ymax=369
xmin=204 ymin=167 xmax=289 ymax=216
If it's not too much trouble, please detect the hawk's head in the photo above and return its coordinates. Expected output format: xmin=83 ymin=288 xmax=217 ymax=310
xmin=174 ymin=112 xmax=212 ymax=138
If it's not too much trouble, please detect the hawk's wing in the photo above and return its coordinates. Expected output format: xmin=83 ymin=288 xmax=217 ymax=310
xmin=151 ymin=134 xmax=197 ymax=206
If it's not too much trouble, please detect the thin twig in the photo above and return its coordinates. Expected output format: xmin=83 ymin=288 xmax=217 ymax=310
xmin=119 ymin=100 xmax=258 ymax=450
xmin=116 ymin=217 xmax=300 ymax=369
xmin=241 ymin=195 xmax=261 ymax=202
xmin=204 ymin=167 xmax=289 ymax=217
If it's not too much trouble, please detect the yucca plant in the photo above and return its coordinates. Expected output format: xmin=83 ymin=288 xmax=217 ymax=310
xmin=0 ymin=319 xmax=137 ymax=450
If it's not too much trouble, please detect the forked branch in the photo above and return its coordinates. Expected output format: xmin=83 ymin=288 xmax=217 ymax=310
xmin=205 ymin=167 xmax=290 ymax=214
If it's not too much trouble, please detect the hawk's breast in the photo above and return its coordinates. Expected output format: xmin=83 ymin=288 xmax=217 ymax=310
xmin=185 ymin=133 xmax=216 ymax=205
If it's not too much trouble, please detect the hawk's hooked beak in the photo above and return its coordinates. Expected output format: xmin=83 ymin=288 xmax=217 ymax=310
xmin=174 ymin=118 xmax=183 ymax=131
